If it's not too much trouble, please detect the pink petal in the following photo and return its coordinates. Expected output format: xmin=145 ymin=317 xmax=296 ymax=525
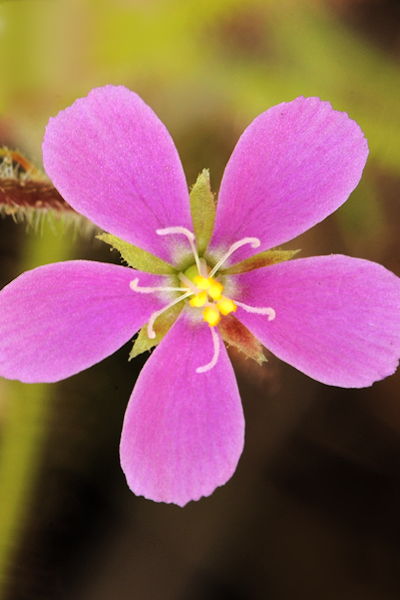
xmin=0 ymin=261 xmax=165 ymax=383
xmin=232 ymin=255 xmax=400 ymax=388
xmin=43 ymin=86 xmax=192 ymax=262
xmin=210 ymin=97 xmax=368 ymax=262
xmin=120 ymin=313 xmax=244 ymax=506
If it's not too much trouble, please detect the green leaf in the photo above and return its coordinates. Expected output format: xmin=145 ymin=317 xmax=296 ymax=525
xmin=222 ymin=248 xmax=300 ymax=274
xmin=219 ymin=315 xmax=266 ymax=366
xmin=189 ymin=169 xmax=216 ymax=254
xmin=129 ymin=303 xmax=183 ymax=359
xmin=97 ymin=232 xmax=176 ymax=274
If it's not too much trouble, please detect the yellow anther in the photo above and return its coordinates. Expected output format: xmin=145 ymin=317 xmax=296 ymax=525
xmin=217 ymin=296 xmax=237 ymax=316
xmin=202 ymin=305 xmax=221 ymax=327
xmin=193 ymin=275 xmax=210 ymax=290
xmin=193 ymin=275 xmax=224 ymax=300
xmin=208 ymin=280 xmax=224 ymax=300
xmin=189 ymin=291 xmax=208 ymax=307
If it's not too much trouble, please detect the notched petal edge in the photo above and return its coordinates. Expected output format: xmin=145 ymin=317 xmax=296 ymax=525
xmin=97 ymin=232 xmax=176 ymax=274
xmin=189 ymin=169 xmax=216 ymax=255
xmin=221 ymin=248 xmax=300 ymax=274
xmin=129 ymin=303 xmax=183 ymax=359
xmin=219 ymin=314 xmax=266 ymax=365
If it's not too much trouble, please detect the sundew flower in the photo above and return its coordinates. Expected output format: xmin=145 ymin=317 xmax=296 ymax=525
xmin=0 ymin=87 xmax=399 ymax=506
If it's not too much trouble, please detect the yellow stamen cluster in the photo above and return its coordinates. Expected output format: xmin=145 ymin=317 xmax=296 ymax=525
xmin=188 ymin=275 xmax=237 ymax=326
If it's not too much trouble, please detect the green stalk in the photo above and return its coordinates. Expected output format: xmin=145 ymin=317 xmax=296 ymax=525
xmin=0 ymin=230 xmax=71 ymax=598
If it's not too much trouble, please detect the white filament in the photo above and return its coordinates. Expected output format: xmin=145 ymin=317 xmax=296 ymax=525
xmin=156 ymin=226 xmax=201 ymax=274
xmin=130 ymin=278 xmax=187 ymax=294
xmin=209 ymin=237 xmax=261 ymax=278
xmin=235 ymin=300 xmax=276 ymax=321
xmin=196 ymin=326 xmax=221 ymax=374
xmin=147 ymin=291 xmax=193 ymax=339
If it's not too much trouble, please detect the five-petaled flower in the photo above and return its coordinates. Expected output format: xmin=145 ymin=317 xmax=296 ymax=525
xmin=0 ymin=86 xmax=399 ymax=506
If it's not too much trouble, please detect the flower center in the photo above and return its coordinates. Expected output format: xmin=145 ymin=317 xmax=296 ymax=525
xmin=129 ymin=226 xmax=276 ymax=373
xmin=181 ymin=264 xmax=237 ymax=327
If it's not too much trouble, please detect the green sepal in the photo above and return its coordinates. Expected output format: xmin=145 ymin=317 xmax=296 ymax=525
xmin=221 ymin=248 xmax=300 ymax=275
xmin=97 ymin=233 xmax=176 ymax=274
xmin=219 ymin=315 xmax=266 ymax=366
xmin=189 ymin=169 xmax=216 ymax=254
xmin=129 ymin=303 xmax=183 ymax=360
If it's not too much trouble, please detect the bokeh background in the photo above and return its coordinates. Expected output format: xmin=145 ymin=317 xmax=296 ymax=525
xmin=0 ymin=0 xmax=400 ymax=598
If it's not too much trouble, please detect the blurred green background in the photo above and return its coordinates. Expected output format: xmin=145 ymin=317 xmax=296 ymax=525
xmin=0 ymin=1 xmax=400 ymax=599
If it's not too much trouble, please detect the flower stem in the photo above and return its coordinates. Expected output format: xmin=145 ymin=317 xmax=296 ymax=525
xmin=0 ymin=229 xmax=71 ymax=599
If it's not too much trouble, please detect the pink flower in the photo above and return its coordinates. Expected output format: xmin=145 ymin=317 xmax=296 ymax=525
xmin=0 ymin=86 xmax=399 ymax=506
